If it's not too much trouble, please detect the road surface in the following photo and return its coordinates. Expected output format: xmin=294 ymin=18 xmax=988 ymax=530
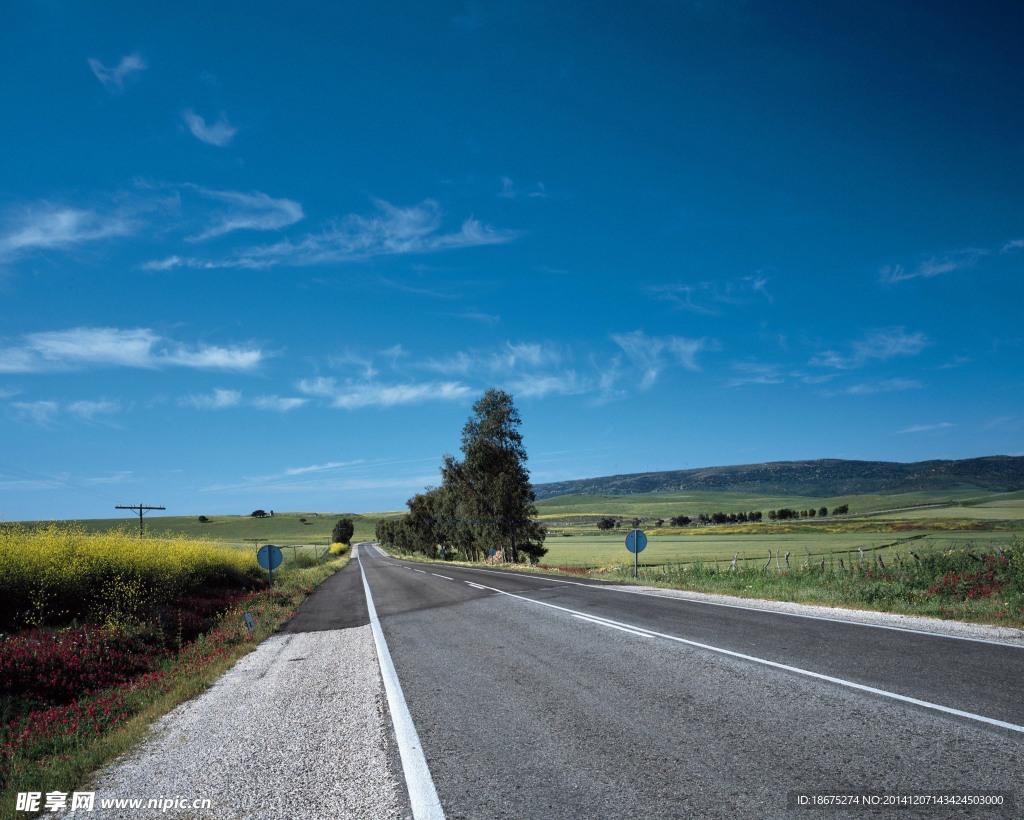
xmin=352 ymin=544 xmax=1023 ymax=819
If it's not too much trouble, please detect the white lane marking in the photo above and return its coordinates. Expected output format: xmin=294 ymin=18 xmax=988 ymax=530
xmin=358 ymin=552 xmax=446 ymax=819
xmin=465 ymin=580 xmax=1024 ymax=735
xmin=437 ymin=565 xmax=1024 ymax=650
xmin=432 ymin=574 xmax=453 ymax=580
xmin=465 ymin=582 xmax=488 ymax=590
xmin=572 ymin=613 xmax=651 ymax=638
xmin=414 ymin=569 xmax=427 ymax=574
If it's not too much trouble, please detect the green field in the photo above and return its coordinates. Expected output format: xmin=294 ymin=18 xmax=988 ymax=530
xmin=532 ymin=489 xmax=1024 ymax=569
xmin=535 ymin=488 xmax=1024 ymax=523
xmin=17 ymin=511 xmax=388 ymax=552
xmin=16 ymin=489 xmax=1024 ymax=571
xmin=538 ymin=531 xmax=1015 ymax=569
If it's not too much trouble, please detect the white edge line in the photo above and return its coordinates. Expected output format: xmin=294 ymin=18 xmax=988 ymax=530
xmin=358 ymin=550 xmax=445 ymax=819
xmin=438 ymin=564 xmax=1024 ymax=650
xmin=471 ymin=580 xmax=1024 ymax=736
xmin=572 ymin=613 xmax=652 ymax=638
xmin=432 ymin=574 xmax=453 ymax=580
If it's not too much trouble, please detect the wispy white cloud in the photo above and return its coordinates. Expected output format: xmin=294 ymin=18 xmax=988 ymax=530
xmin=83 ymin=470 xmax=133 ymax=485
xmin=181 ymin=389 xmax=243 ymax=410
xmin=499 ymin=177 xmax=548 ymax=199
xmin=0 ymin=327 xmax=262 ymax=373
xmin=284 ymin=460 xmax=365 ymax=476
xmin=727 ymin=362 xmax=786 ymax=387
xmin=646 ymin=275 xmax=772 ymax=315
xmin=880 ymin=238 xmax=1023 ymax=284
xmin=8 ymin=398 xmax=121 ymax=428
xmin=180 ymin=390 xmax=308 ymax=412
xmin=811 ymin=327 xmax=928 ymax=370
xmin=844 ymin=378 xmax=922 ymax=396
xmin=457 ymin=311 xmax=501 ymax=325
xmin=898 ymin=422 xmax=955 ymax=434
xmin=418 ymin=341 xmax=580 ymax=398
xmin=252 ymin=395 xmax=308 ymax=412
xmin=610 ymin=330 xmax=710 ymax=388
xmin=88 ymin=53 xmax=146 ymax=92
xmin=182 ymin=109 xmax=237 ymax=147
xmin=149 ymin=199 xmax=518 ymax=270
xmin=0 ymin=204 xmax=134 ymax=261
xmin=506 ymin=373 xmax=588 ymax=399
xmin=184 ymin=187 xmax=304 ymax=241
xmin=296 ymin=376 xmax=473 ymax=409
xmin=67 ymin=400 xmax=121 ymax=421
xmin=983 ymin=415 xmax=1024 ymax=432
xmin=10 ymin=401 xmax=60 ymax=426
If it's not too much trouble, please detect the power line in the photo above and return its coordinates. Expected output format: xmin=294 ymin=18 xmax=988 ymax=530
xmin=114 ymin=504 xmax=166 ymax=536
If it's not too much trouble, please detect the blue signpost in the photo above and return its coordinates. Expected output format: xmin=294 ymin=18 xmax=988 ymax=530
xmin=625 ymin=529 xmax=647 ymax=578
xmin=257 ymin=544 xmax=284 ymax=586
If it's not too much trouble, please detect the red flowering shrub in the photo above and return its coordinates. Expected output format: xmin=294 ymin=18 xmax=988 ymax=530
xmin=928 ymin=554 xmax=1006 ymax=600
xmin=0 ymin=627 xmax=164 ymax=707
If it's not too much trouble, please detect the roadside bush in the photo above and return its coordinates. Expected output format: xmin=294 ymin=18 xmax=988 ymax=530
xmin=328 ymin=542 xmax=349 ymax=556
xmin=289 ymin=551 xmax=320 ymax=568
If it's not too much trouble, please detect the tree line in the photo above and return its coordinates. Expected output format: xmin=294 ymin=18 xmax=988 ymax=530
xmin=595 ymin=505 xmax=852 ymax=530
xmin=376 ymin=389 xmax=547 ymax=564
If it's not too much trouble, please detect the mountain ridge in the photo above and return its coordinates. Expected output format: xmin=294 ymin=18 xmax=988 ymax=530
xmin=531 ymin=456 xmax=1024 ymax=499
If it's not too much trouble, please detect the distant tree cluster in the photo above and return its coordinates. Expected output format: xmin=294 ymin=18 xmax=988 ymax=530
xmin=375 ymin=390 xmax=547 ymax=564
xmin=768 ymin=505 xmax=848 ymax=520
xmin=596 ymin=517 xmax=617 ymax=531
xmin=667 ymin=512 xmax=763 ymax=527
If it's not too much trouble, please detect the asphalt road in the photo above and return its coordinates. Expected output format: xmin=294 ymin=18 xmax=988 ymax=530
xmin=336 ymin=546 xmax=1024 ymax=818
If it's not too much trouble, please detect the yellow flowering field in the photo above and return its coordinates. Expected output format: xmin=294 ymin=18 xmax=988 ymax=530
xmin=0 ymin=524 xmax=262 ymax=630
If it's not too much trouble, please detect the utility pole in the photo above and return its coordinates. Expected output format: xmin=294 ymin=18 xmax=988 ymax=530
xmin=115 ymin=504 xmax=166 ymax=537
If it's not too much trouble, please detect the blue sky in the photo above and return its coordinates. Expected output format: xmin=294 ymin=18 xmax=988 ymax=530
xmin=2 ymin=0 xmax=1023 ymax=521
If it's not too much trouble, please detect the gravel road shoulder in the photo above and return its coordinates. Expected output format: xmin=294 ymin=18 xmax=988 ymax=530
xmin=63 ymin=626 xmax=404 ymax=819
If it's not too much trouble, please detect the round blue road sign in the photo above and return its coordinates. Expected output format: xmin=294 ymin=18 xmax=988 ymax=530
xmin=625 ymin=530 xmax=648 ymax=554
xmin=257 ymin=544 xmax=283 ymax=570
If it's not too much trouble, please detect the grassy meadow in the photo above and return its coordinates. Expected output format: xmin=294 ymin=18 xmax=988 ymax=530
xmin=535 ymin=488 xmax=1024 ymax=559
xmin=17 ymin=510 xmax=383 ymax=552
xmin=525 ymin=488 xmax=1024 ymax=627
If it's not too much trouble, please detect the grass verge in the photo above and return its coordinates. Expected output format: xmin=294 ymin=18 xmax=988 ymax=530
xmin=592 ymin=542 xmax=1024 ymax=627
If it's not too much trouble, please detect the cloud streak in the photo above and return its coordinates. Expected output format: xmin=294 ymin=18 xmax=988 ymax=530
xmin=0 ymin=327 xmax=262 ymax=373
xmin=611 ymin=330 xmax=710 ymax=388
xmin=646 ymin=276 xmax=772 ymax=315
xmin=88 ymin=53 xmax=146 ymax=92
xmin=182 ymin=109 xmax=237 ymax=147
xmin=898 ymin=422 xmax=955 ymax=434
xmin=880 ymin=238 xmax=1023 ymax=284
xmin=149 ymin=199 xmax=519 ymax=270
xmin=296 ymin=376 xmax=473 ymax=409
xmin=0 ymin=205 xmax=134 ymax=261
xmin=185 ymin=187 xmax=304 ymax=240
xmin=811 ymin=327 xmax=928 ymax=370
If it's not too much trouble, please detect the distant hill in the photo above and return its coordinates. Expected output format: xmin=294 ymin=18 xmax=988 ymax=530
xmin=532 ymin=456 xmax=1024 ymax=499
